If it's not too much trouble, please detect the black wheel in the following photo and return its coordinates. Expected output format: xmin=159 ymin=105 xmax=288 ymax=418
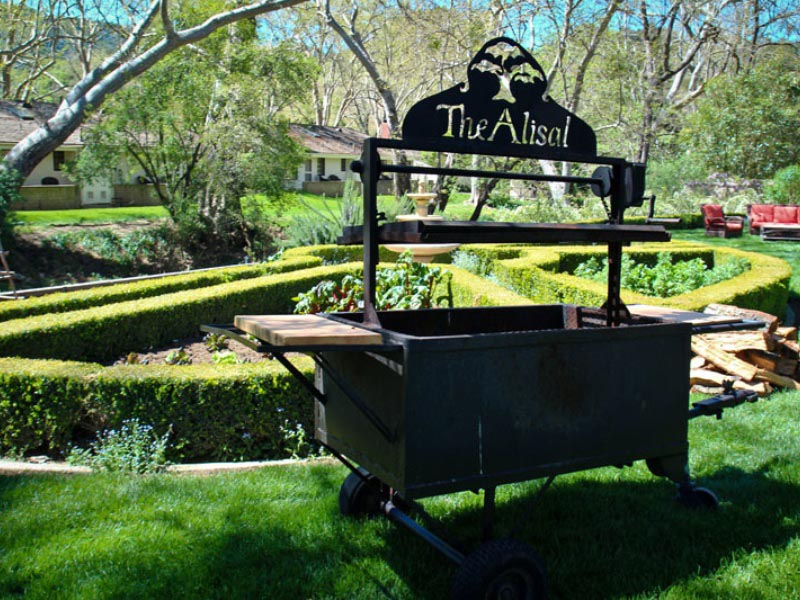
xmin=452 ymin=539 xmax=547 ymax=600
xmin=338 ymin=468 xmax=384 ymax=517
xmin=677 ymin=486 xmax=719 ymax=509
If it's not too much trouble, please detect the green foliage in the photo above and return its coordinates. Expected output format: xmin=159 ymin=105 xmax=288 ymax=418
xmin=0 ymin=358 xmax=316 ymax=462
xmin=203 ymin=332 xmax=229 ymax=352
xmin=0 ymin=264 xmax=359 ymax=362
xmin=67 ymin=419 xmax=171 ymax=474
xmin=0 ymin=167 xmax=23 ymax=234
xmin=43 ymin=223 xmax=179 ymax=270
xmin=646 ymin=154 xmax=710 ymax=198
xmin=0 ymin=359 xmax=98 ymax=455
xmin=0 ymin=255 xmax=321 ymax=322
xmin=765 ymin=165 xmax=800 ymax=204
xmin=211 ymin=350 xmax=238 ymax=365
xmin=680 ymin=57 xmax=800 ymax=178
xmin=283 ymin=182 xmax=413 ymax=247
xmin=293 ymin=252 xmax=448 ymax=313
xmin=164 ymin=349 xmax=192 ymax=366
xmin=573 ymin=252 xmax=749 ymax=298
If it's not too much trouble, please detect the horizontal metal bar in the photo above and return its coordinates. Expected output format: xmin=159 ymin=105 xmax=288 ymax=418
xmin=382 ymin=163 xmax=601 ymax=186
xmin=199 ymin=324 xmax=268 ymax=352
xmin=340 ymin=222 xmax=670 ymax=246
xmin=383 ymin=501 xmax=465 ymax=565
xmin=369 ymin=136 xmax=627 ymax=166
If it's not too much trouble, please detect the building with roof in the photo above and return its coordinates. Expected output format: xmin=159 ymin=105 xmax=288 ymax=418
xmin=287 ymin=123 xmax=432 ymax=196
xmin=0 ymin=100 xmax=154 ymax=210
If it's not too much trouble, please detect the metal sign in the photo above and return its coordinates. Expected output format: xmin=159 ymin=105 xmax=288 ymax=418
xmin=402 ymin=37 xmax=597 ymax=156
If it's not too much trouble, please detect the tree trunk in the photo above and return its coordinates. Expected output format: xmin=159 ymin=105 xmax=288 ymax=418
xmin=1 ymin=0 xmax=305 ymax=180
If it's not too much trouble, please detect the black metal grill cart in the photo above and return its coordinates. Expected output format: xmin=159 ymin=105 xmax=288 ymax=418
xmin=204 ymin=37 xmax=760 ymax=600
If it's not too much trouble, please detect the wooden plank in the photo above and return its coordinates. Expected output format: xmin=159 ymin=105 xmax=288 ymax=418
xmin=628 ymin=304 xmax=743 ymax=326
xmin=234 ymin=314 xmax=383 ymax=347
xmin=738 ymin=350 xmax=797 ymax=376
xmin=691 ymin=336 xmax=759 ymax=381
xmin=697 ymin=331 xmax=772 ymax=353
xmin=776 ymin=326 xmax=797 ymax=341
xmin=755 ymin=368 xmax=800 ymax=390
xmin=690 ymin=355 xmax=707 ymax=370
xmin=690 ymin=368 xmax=739 ymax=387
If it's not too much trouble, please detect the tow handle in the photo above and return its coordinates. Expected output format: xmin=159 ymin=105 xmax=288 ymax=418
xmin=688 ymin=383 xmax=759 ymax=420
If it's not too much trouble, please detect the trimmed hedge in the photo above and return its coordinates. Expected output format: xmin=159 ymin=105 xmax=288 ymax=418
xmin=0 ymin=264 xmax=361 ymax=362
xmin=0 ymin=358 xmax=314 ymax=462
xmin=0 ymin=263 xmax=521 ymax=460
xmin=0 ymin=255 xmax=321 ymax=322
xmin=0 ymin=241 xmax=788 ymax=461
xmin=463 ymin=241 xmax=791 ymax=318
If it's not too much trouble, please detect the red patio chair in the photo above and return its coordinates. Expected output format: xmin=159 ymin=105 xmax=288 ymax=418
xmin=701 ymin=204 xmax=744 ymax=238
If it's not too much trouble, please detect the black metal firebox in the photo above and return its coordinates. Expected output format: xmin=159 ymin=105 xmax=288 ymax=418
xmin=206 ymin=37 xmax=760 ymax=600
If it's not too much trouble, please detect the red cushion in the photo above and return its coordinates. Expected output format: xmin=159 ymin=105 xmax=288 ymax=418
xmin=703 ymin=204 xmax=724 ymax=220
xmin=750 ymin=204 xmax=774 ymax=225
xmin=775 ymin=206 xmax=798 ymax=224
xmin=726 ymin=221 xmax=743 ymax=232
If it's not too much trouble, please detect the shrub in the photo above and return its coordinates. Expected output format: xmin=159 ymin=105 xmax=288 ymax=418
xmin=67 ymin=418 xmax=171 ymax=474
xmin=573 ymin=252 xmax=749 ymax=298
xmin=0 ymin=264 xmax=361 ymax=362
xmin=765 ymin=165 xmax=800 ymax=204
xmin=0 ymin=358 xmax=316 ymax=462
xmin=0 ymin=255 xmax=321 ymax=322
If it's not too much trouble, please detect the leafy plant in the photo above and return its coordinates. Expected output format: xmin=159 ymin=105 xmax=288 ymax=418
xmin=67 ymin=419 xmax=171 ymax=474
xmin=164 ymin=348 xmax=192 ymax=365
xmin=293 ymin=251 xmax=447 ymax=314
xmin=115 ymin=352 xmax=148 ymax=366
xmin=203 ymin=332 xmax=229 ymax=352
xmin=211 ymin=350 xmax=238 ymax=365
xmin=573 ymin=252 xmax=749 ymax=298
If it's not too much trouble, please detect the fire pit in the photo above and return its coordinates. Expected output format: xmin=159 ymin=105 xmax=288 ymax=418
xmin=205 ymin=37 xmax=760 ymax=599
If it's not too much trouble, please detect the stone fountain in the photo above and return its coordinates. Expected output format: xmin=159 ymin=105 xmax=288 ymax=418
xmin=384 ymin=182 xmax=460 ymax=263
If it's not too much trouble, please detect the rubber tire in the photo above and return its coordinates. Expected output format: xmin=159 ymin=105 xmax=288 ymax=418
xmin=452 ymin=539 xmax=547 ymax=600
xmin=677 ymin=486 xmax=719 ymax=509
xmin=338 ymin=468 xmax=383 ymax=517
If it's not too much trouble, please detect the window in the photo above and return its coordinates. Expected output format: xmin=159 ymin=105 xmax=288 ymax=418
xmin=53 ymin=151 xmax=66 ymax=171
xmin=317 ymin=157 xmax=326 ymax=177
xmin=340 ymin=158 xmax=347 ymax=172
xmin=304 ymin=159 xmax=312 ymax=182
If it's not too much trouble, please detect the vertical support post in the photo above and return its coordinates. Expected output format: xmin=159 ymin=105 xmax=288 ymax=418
xmin=606 ymin=242 xmax=624 ymax=327
xmin=482 ymin=486 xmax=496 ymax=541
xmin=604 ymin=161 xmax=629 ymax=327
xmin=361 ymin=139 xmax=381 ymax=327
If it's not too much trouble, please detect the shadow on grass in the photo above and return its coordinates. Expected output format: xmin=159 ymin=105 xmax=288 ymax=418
xmin=1 ymin=464 xmax=798 ymax=599
xmin=378 ymin=466 xmax=800 ymax=599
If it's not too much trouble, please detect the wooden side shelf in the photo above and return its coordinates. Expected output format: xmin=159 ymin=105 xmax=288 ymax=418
xmin=234 ymin=314 xmax=384 ymax=347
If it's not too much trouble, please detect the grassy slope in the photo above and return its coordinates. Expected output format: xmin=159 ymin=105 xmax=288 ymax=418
xmin=8 ymin=206 xmax=170 ymax=226
xmin=2 ymin=389 xmax=800 ymax=599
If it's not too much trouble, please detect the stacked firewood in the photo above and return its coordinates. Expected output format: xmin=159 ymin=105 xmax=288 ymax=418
xmin=691 ymin=304 xmax=800 ymax=397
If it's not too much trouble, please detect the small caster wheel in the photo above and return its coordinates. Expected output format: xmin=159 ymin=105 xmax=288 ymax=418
xmin=677 ymin=485 xmax=719 ymax=509
xmin=452 ymin=538 xmax=547 ymax=600
xmin=338 ymin=467 xmax=383 ymax=517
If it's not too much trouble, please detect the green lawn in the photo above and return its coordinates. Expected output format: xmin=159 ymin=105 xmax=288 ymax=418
xmin=8 ymin=206 xmax=170 ymax=226
xmin=2 ymin=389 xmax=800 ymax=599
